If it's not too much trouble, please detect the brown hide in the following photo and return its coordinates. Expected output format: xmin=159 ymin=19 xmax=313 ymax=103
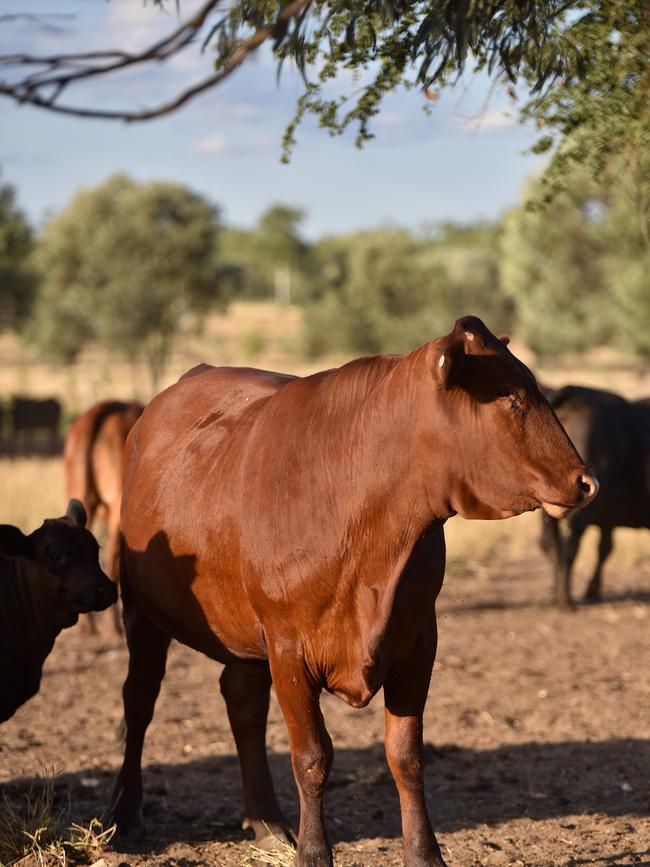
xmin=0 ymin=502 xmax=116 ymax=722
xmin=113 ymin=317 xmax=597 ymax=866
xmin=64 ymin=400 xmax=143 ymax=633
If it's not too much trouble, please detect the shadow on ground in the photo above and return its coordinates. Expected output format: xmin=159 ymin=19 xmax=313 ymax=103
xmin=2 ymin=738 xmax=648 ymax=855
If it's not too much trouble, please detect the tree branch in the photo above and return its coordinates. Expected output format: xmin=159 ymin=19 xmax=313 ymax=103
xmin=0 ymin=0 xmax=310 ymax=121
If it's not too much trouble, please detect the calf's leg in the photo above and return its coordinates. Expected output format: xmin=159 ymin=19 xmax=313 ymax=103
xmin=584 ymin=525 xmax=613 ymax=603
xmin=220 ymin=660 xmax=294 ymax=845
xmin=269 ymin=649 xmax=333 ymax=867
xmin=111 ymin=600 xmax=170 ymax=834
xmin=384 ymin=628 xmax=447 ymax=867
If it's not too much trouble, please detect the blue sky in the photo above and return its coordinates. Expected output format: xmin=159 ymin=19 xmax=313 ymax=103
xmin=1 ymin=1 xmax=545 ymax=239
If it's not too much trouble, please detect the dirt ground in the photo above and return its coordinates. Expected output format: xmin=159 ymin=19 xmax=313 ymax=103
xmin=1 ymin=543 xmax=649 ymax=867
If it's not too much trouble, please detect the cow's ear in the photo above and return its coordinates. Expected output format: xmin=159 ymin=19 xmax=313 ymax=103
xmin=66 ymin=499 xmax=87 ymax=528
xmin=433 ymin=337 xmax=465 ymax=389
xmin=0 ymin=525 xmax=33 ymax=559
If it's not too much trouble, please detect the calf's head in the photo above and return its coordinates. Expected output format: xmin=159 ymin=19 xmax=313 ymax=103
xmin=0 ymin=500 xmax=117 ymax=625
xmin=424 ymin=316 xmax=598 ymax=520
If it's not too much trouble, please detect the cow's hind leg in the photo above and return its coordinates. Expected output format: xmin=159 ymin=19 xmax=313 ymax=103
xmin=220 ymin=660 xmax=294 ymax=846
xmin=111 ymin=596 xmax=170 ymax=835
xmin=268 ymin=646 xmax=333 ymax=867
xmin=584 ymin=525 xmax=613 ymax=603
xmin=384 ymin=626 xmax=447 ymax=867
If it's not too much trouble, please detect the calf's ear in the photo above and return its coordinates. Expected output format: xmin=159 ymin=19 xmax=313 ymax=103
xmin=433 ymin=337 xmax=465 ymax=389
xmin=0 ymin=525 xmax=33 ymax=559
xmin=66 ymin=499 xmax=87 ymax=528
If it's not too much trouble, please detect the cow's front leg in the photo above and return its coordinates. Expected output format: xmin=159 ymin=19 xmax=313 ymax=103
xmin=269 ymin=645 xmax=333 ymax=867
xmin=384 ymin=627 xmax=447 ymax=867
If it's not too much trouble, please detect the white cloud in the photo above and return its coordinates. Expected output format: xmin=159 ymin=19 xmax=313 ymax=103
xmin=375 ymin=112 xmax=406 ymax=127
xmin=105 ymin=0 xmax=204 ymax=51
xmin=194 ymin=134 xmax=229 ymax=155
xmin=454 ymin=107 xmax=518 ymax=133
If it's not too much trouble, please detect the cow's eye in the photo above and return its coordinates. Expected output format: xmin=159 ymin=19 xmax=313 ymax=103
xmin=46 ymin=550 xmax=67 ymax=571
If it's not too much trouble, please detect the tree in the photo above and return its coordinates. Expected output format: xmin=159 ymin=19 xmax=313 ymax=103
xmin=31 ymin=174 xmax=222 ymax=390
xmin=0 ymin=171 xmax=37 ymax=333
xmin=499 ymin=158 xmax=650 ymax=360
xmin=2 ymin=1 xmax=645 ymax=169
xmin=255 ymin=206 xmax=310 ymax=303
xmin=219 ymin=205 xmax=313 ymax=303
xmin=524 ymin=1 xmax=650 ymax=198
xmin=302 ymin=223 xmax=512 ymax=357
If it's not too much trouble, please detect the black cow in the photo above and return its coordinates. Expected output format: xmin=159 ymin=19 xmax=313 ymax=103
xmin=541 ymin=385 xmax=650 ymax=607
xmin=0 ymin=500 xmax=117 ymax=722
xmin=11 ymin=396 xmax=61 ymax=435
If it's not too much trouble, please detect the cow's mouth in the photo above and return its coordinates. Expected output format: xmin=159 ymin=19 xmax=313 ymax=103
xmin=540 ymin=500 xmax=577 ymax=519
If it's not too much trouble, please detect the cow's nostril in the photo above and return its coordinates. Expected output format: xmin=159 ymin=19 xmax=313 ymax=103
xmin=578 ymin=472 xmax=599 ymax=501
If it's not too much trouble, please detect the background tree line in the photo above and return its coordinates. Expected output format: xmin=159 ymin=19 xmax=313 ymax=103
xmin=1 ymin=158 xmax=648 ymax=391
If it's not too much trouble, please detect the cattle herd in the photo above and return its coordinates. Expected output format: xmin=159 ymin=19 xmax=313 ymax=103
xmin=1 ymin=316 xmax=648 ymax=867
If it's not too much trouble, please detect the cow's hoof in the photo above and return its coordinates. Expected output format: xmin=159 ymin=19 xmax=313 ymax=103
xmin=111 ymin=805 xmax=145 ymax=840
xmin=583 ymin=591 xmax=602 ymax=604
xmin=404 ymin=847 xmax=449 ymax=867
xmin=405 ymin=857 xmax=448 ymax=867
xmin=555 ymin=598 xmax=576 ymax=612
xmin=243 ymin=816 xmax=297 ymax=848
xmin=296 ymin=841 xmax=333 ymax=867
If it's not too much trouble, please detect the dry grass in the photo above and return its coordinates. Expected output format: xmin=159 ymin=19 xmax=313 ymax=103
xmin=0 ymin=459 xmax=63 ymax=529
xmin=0 ymin=773 xmax=115 ymax=867
xmin=240 ymin=840 xmax=296 ymax=867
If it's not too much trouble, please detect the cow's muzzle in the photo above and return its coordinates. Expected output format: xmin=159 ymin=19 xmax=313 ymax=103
xmin=541 ymin=469 xmax=599 ymax=518
xmin=93 ymin=578 xmax=117 ymax=611
xmin=87 ymin=574 xmax=118 ymax=612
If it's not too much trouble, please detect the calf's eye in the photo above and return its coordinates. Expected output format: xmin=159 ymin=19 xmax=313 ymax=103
xmin=47 ymin=551 xmax=67 ymax=570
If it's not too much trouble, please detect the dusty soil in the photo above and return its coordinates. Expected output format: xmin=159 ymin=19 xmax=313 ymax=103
xmin=2 ymin=547 xmax=649 ymax=867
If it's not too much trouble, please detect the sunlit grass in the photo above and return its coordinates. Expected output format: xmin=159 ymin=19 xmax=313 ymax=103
xmin=0 ymin=459 xmax=64 ymax=529
xmin=0 ymin=772 xmax=115 ymax=867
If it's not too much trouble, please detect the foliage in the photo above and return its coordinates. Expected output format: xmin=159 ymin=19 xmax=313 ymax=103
xmin=524 ymin=1 xmax=650 ymax=197
xmin=2 ymin=1 xmax=639 ymax=173
xmin=31 ymin=174 xmax=222 ymax=389
xmin=303 ymin=224 xmax=512 ymax=357
xmin=0 ymin=170 xmax=37 ymax=333
xmin=219 ymin=205 xmax=313 ymax=304
xmin=611 ymin=256 xmax=650 ymax=360
xmin=501 ymin=155 xmax=650 ymax=360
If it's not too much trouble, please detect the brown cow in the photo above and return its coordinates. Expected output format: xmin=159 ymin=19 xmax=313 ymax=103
xmin=64 ymin=400 xmax=144 ymax=633
xmin=111 ymin=317 xmax=598 ymax=867
xmin=0 ymin=500 xmax=117 ymax=722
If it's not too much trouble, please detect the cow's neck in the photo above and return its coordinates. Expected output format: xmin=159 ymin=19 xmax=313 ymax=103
xmin=318 ymin=345 xmax=453 ymax=537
